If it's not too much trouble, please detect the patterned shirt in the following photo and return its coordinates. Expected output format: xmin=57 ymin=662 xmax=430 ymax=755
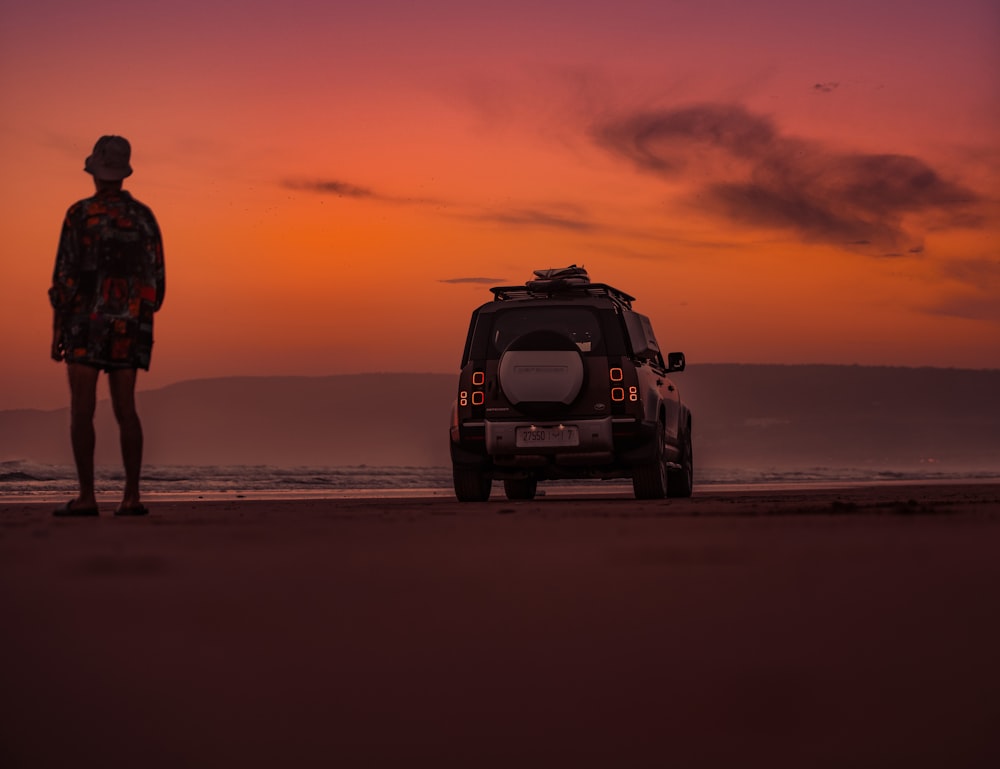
xmin=49 ymin=189 xmax=165 ymax=370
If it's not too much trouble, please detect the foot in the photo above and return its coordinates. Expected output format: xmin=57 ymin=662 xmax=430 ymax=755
xmin=114 ymin=502 xmax=149 ymax=517
xmin=54 ymin=498 xmax=99 ymax=517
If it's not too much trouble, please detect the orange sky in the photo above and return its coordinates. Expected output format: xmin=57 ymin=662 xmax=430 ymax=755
xmin=1 ymin=0 xmax=998 ymax=409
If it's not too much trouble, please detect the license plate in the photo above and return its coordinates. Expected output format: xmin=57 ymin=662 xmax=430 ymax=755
xmin=515 ymin=426 xmax=579 ymax=447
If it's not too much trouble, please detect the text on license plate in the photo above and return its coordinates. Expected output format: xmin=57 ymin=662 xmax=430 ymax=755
xmin=515 ymin=426 xmax=580 ymax=447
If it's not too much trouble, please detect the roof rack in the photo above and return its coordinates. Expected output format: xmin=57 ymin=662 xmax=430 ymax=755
xmin=490 ymin=281 xmax=636 ymax=310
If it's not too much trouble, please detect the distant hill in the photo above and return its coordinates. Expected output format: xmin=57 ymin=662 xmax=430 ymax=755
xmin=679 ymin=365 xmax=999 ymax=472
xmin=1 ymin=367 xmax=998 ymax=472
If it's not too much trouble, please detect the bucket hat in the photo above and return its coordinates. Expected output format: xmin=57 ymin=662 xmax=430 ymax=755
xmin=84 ymin=135 xmax=133 ymax=181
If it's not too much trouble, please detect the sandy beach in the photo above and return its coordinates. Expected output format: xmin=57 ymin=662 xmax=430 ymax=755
xmin=2 ymin=483 xmax=999 ymax=768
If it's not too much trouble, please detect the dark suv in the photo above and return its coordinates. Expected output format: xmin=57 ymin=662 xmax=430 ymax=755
xmin=449 ymin=267 xmax=693 ymax=501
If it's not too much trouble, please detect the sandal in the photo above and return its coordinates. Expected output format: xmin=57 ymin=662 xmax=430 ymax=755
xmin=53 ymin=499 xmax=99 ymax=517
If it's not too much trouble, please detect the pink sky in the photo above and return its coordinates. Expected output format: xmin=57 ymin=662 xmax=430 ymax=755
xmin=1 ymin=0 xmax=998 ymax=410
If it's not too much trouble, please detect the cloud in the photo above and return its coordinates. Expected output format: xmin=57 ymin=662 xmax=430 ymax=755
xmin=482 ymin=208 xmax=597 ymax=232
xmin=465 ymin=204 xmax=599 ymax=233
xmin=940 ymin=257 xmax=1000 ymax=288
xmin=283 ymin=178 xmax=443 ymax=208
xmin=284 ymin=179 xmax=377 ymax=199
xmin=594 ymin=103 xmax=982 ymax=254
xmin=925 ymin=294 xmax=1000 ymax=323
xmin=286 ymin=171 xmax=702 ymax=253
xmin=922 ymin=257 xmax=1000 ymax=323
xmin=440 ymin=277 xmax=507 ymax=285
xmin=286 ymin=176 xmax=603 ymax=237
xmin=812 ymin=82 xmax=840 ymax=93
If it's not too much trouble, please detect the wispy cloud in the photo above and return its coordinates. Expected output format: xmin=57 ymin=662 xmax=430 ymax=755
xmin=941 ymin=257 xmax=1000 ymax=287
xmin=925 ymin=295 xmax=1000 ymax=323
xmin=475 ymin=207 xmax=598 ymax=232
xmin=285 ymin=171 xmax=727 ymax=253
xmin=922 ymin=257 xmax=1000 ymax=323
xmin=594 ymin=103 xmax=982 ymax=254
xmin=439 ymin=277 xmax=507 ymax=285
xmin=285 ymin=179 xmax=376 ymax=199
xmin=283 ymin=178 xmax=442 ymax=207
xmin=286 ymin=175 xmax=602 ymax=236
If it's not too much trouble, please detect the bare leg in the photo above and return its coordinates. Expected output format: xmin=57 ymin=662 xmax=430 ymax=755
xmin=108 ymin=368 xmax=143 ymax=509
xmin=67 ymin=364 xmax=100 ymax=509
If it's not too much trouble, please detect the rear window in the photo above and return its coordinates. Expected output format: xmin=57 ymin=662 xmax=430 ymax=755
xmin=466 ymin=306 xmax=627 ymax=361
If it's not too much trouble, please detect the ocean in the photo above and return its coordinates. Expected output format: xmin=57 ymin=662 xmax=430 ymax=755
xmin=2 ymin=460 xmax=996 ymax=502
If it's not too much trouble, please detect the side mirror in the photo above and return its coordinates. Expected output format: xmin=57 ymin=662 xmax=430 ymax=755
xmin=667 ymin=352 xmax=686 ymax=372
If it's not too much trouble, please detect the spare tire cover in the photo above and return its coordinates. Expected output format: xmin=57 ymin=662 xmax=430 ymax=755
xmin=498 ymin=331 xmax=585 ymax=406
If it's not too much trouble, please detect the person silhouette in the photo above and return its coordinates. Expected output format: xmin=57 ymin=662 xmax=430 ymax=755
xmin=49 ymin=136 xmax=165 ymax=516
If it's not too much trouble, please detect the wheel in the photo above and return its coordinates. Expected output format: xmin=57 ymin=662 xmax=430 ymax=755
xmin=453 ymin=465 xmax=492 ymax=502
xmin=503 ymin=477 xmax=538 ymax=500
xmin=667 ymin=424 xmax=694 ymax=498
xmin=632 ymin=424 xmax=668 ymax=499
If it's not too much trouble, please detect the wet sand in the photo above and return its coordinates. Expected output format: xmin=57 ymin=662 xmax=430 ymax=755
xmin=2 ymin=483 xmax=999 ymax=768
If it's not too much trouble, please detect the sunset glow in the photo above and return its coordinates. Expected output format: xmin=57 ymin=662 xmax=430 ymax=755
xmin=1 ymin=0 xmax=998 ymax=409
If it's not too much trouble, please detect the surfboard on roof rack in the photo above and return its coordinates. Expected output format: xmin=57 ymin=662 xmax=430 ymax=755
xmin=490 ymin=265 xmax=635 ymax=310
xmin=531 ymin=265 xmax=590 ymax=282
xmin=526 ymin=264 xmax=590 ymax=292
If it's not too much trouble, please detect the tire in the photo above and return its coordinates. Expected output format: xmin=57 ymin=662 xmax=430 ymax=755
xmin=453 ymin=465 xmax=492 ymax=502
xmin=504 ymin=477 xmax=538 ymax=500
xmin=667 ymin=424 xmax=694 ymax=498
xmin=632 ymin=424 xmax=668 ymax=499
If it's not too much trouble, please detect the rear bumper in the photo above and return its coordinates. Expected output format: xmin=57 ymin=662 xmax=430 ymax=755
xmin=452 ymin=416 xmax=659 ymax=468
xmin=484 ymin=417 xmax=616 ymax=456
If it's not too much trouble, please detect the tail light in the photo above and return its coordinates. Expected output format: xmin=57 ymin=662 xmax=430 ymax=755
xmin=461 ymin=370 xmax=486 ymax=409
xmin=609 ymin=366 xmax=639 ymax=408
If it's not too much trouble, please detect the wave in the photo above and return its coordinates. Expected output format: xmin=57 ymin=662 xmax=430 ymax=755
xmin=1 ymin=459 xmax=997 ymax=500
xmin=0 ymin=460 xmax=453 ymax=497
